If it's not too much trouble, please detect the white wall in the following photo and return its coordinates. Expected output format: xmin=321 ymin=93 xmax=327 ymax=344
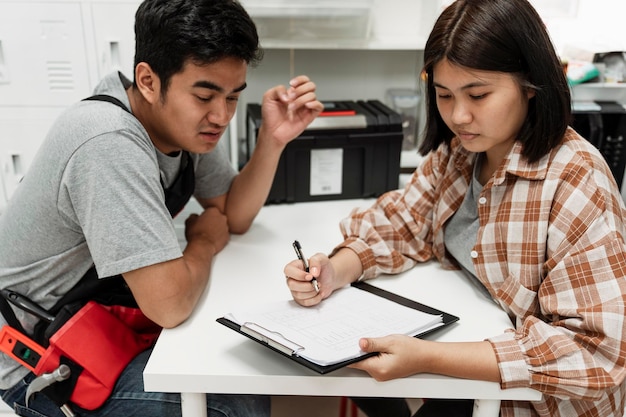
xmin=0 ymin=0 xmax=624 ymax=207
xmin=545 ymin=0 xmax=626 ymax=57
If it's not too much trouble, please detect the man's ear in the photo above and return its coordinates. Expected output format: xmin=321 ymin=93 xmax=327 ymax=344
xmin=134 ymin=62 xmax=161 ymax=104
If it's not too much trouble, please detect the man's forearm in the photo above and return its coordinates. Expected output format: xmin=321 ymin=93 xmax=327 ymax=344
xmin=225 ymin=135 xmax=285 ymax=233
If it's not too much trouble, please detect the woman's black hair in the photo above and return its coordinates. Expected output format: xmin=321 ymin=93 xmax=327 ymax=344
xmin=419 ymin=0 xmax=571 ymax=163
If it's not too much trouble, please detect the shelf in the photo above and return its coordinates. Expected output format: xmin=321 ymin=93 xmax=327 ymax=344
xmin=259 ymin=36 xmax=426 ymax=51
xmin=571 ymin=83 xmax=626 ymax=104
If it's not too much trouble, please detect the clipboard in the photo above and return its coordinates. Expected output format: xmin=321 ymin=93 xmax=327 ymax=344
xmin=216 ymin=281 xmax=459 ymax=374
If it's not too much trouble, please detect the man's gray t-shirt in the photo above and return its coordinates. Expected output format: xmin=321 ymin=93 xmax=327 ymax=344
xmin=0 ymin=72 xmax=237 ymax=388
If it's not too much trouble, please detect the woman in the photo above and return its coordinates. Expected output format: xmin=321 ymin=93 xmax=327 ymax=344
xmin=284 ymin=0 xmax=626 ymax=416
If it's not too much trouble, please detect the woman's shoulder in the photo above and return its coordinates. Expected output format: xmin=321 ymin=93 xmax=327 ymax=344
xmin=548 ymin=126 xmax=620 ymax=192
xmin=555 ymin=127 xmax=611 ymax=172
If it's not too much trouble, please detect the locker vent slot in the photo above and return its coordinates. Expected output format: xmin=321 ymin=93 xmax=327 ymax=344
xmin=46 ymin=61 xmax=74 ymax=91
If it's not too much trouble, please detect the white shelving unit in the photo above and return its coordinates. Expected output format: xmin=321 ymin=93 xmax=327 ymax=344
xmin=0 ymin=0 xmax=436 ymax=206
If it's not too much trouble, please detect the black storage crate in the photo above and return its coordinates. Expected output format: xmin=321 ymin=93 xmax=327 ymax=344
xmin=246 ymin=100 xmax=403 ymax=204
xmin=572 ymin=101 xmax=626 ymax=187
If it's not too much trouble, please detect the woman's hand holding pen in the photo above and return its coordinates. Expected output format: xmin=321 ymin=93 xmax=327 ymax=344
xmin=284 ymin=247 xmax=364 ymax=307
xmin=284 ymin=253 xmax=333 ymax=307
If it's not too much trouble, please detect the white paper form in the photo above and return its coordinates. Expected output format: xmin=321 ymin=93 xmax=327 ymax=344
xmin=224 ymin=286 xmax=443 ymax=366
xmin=309 ymin=149 xmax=343 ymax=196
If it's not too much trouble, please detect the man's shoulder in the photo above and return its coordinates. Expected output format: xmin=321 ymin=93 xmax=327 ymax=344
xmin=91 ymin=71 xmax=133 ymax=104
xmin=49 ymin=88 xmax=146 ymax=152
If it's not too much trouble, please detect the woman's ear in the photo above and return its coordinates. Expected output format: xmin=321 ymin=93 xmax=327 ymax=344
xmin=134 ymin=62 xmax=161 ymax=104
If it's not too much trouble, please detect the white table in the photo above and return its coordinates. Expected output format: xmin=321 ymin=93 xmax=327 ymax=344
xmin=144 ymin=199 xmax=541 ymax=417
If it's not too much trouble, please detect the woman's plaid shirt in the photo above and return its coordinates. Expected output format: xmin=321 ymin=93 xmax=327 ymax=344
xmin=335 ymin=128 xmax=626 ymax=417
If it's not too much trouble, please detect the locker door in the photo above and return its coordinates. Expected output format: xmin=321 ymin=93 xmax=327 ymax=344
xmin=89 ymin=1 xmax=141 ymax=80
xmin=0 ymin=1 xmax=91 ymax=202
xmin=0 ymin=107 xmax=65 ymax=201
xmin=0 ymin=165 xmax=7 ymax=215
xmin=0 ymin=1 xmax=92 ymax=106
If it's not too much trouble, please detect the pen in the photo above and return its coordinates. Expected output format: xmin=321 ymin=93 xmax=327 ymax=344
xmin=292 ymin=240 xmax=319 ymax=293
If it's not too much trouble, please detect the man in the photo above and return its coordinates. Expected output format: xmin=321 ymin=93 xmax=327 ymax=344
xmin=0 ymin=0 xmax=323 ymax=416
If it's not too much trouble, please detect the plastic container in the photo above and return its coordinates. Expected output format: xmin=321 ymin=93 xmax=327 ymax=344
xmin=386 ymin=89 xmax=421 ymax=151
xmin=241 ymin=0 xmax=373 ymax=47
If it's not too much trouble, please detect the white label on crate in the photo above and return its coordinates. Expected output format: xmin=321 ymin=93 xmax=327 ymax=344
xmin=310 ymin=149 xmax=343 ymax=196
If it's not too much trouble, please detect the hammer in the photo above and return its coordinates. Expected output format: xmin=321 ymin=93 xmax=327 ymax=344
xmin=25 ymin=364 xmax=76 ymax=416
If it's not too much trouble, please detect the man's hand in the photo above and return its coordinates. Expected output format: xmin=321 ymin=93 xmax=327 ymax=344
xmin=184 ymin=206 xmax=229 ymax=255
xmin=258 ymin=75 xmax=324 ymax=148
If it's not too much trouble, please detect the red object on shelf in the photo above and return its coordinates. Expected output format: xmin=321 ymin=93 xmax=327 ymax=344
xmin=320 ymin=110 xmax=357 ymax=117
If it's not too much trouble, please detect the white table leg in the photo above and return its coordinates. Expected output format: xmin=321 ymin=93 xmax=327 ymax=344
xmin=472 ymin=399 xmax=501 ymax=417
xmin=181 ymin=392 xmax=207 ymax=417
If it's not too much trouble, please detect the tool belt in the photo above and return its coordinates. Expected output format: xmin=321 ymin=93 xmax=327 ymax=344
xmin=0 ymin=271 xmax=161 ymax=410
xmin=42 ymin=302 xmax=157 ymax=408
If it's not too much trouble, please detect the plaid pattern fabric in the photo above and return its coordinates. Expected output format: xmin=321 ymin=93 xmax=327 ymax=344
xmin=335 ymin=128 xmax=626 ymax=416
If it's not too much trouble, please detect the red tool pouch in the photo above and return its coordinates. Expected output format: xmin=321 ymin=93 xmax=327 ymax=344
xmin=33 ymin=301 xmax=160 ymax=410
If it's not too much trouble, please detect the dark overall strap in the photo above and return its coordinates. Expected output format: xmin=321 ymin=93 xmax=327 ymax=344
xmin=164 ymin=150 xmax=195 ymax=217
xmin=83 ymin=94 xmax=131 ymax=113
xmin=0 ymin=294 xmax=26 ymax=334
xmin=47 ymin=267 xmax=134 ymax=315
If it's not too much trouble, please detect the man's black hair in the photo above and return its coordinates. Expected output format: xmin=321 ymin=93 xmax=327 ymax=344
xmin=133 ymin=0 xmax=263 ymax=95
